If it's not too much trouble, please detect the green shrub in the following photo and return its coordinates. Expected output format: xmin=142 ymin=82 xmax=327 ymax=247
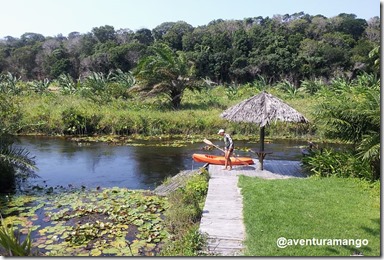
xmin=185 ymin=173 xmax=209 ymax=201
xmin=159 ymin=225 xmax=206 ymax=256
xmin=161 ymin=169 xmax=209 ymax=256
xmin=301 ymin=148 xmax=372 ymax=180
xmin=61 ymin=107 xmax=102 ymax=135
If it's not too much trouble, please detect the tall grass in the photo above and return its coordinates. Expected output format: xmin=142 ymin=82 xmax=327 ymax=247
xmin=160 ymin=169 xmax=210 ymax=256
xmin=6 ymin=85 xmax=314 ymax=140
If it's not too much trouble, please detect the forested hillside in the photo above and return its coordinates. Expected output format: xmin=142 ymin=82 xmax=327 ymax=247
xmin=0 ymin=12 xmax=380 ymax=84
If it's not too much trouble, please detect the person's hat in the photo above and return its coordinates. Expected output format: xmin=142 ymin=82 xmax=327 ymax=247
xmin=218 ymin=129 xmax=225 ymax=134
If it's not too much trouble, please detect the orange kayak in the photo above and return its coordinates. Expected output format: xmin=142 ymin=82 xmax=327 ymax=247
xmin=192 ymin=153 xmax=254 ymax=165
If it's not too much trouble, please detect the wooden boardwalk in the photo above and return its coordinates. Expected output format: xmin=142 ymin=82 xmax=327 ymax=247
xmin=199 ymin=159 xmax=305 ymax=256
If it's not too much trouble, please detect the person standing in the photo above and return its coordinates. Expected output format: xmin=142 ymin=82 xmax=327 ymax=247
xmin=218 ymin=129 xmax=234 ymax=170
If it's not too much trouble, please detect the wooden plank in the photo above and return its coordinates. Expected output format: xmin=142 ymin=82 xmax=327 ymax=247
xmin=199 ymin=175 xmax=245 ymax=256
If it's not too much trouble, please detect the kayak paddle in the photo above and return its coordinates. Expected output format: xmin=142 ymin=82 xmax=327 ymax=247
xmin=203 ymin=138 xmax=250 ymax=166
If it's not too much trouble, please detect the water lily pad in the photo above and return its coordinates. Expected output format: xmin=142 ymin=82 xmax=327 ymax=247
xmin=90 ymin=248 xmax=102 ymax=256
xmin=4 ymin=187 xmax=168 ymax=257
xmin=111 ymin=239 xmax=127 ymax=248
xmin=133 ymin=219 xmax=144 ymax=226
xmin=103 ymin=248 xmax=119 ymax=255
xmin=116 ymin=224 xmax=129 ymax=229
xmin=45 ymin=244 xmax=55 ymax=250
xmin=20 ymin=228 xmax=30 ymax=235
xmin=31 ymin=225 xmax=41 ymax=231
xmin=34 ymin=237 xmax=47 ymax=244
xmin=120 ymin=247 xmax=134 ymax=256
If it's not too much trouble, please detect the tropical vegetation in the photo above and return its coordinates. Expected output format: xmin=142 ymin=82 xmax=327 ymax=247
xmin=133 ymin=42 xmax=203 ymax=109
xmin=0 ymin=216 xmax=33 ymax=256
xmin=302 ymin=73 xmax=380 ymax=181
xmin=0 ymin=11 xmax=380 ymax=257
xmin=0 ymin=94 xmax=38 ymax=192
xmin=0 ymin=13 xmax=379 ymax=86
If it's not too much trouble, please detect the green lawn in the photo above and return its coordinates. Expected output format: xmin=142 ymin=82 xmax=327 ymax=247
xmin=239 ymin=176 xmax=380 ymax=256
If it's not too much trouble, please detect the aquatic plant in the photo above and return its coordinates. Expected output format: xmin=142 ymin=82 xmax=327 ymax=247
xmin=0 ymin=215 xmax=32 ymax=256
xmin=1 ymin=187 xmax=169 ymax=256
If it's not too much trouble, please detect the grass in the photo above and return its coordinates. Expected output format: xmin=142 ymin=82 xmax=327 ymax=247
xmin=159 ymin=169 xmax=210 ymax=256
xmin=238 ymin=176 xmax=380 ymax=256
xmin=6 ymin=86 xmax=313 ymax=139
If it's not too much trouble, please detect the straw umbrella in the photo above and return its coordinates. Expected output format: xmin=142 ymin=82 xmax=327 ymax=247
xmin=220 ymin=91 xmax=309 ymax=170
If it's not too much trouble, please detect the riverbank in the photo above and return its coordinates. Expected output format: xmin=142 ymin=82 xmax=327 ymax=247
xmin=0 ymin=138 xmax=380 ymax=256
xmin=4 ymin=86 xmax=317 ymax=139
xmin=2 ymin=80 xmax=379 ymax=256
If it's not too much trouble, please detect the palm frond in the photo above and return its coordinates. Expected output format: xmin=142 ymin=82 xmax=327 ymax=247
xmin=132 ymin=42 xmax=200 ymax=108
xmin=357 ymin=132 xmax=380 ymax=161
xmin=0 ymin=145 xmax=37 ymax=177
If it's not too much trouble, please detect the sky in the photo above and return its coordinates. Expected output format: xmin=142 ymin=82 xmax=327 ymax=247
xmin=0 ymin=0 xmax=380 ymax=38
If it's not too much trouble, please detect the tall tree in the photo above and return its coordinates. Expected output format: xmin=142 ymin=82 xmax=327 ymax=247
xmin=9 ymin=44 xmax=41 ymax=80
xmin=92 ymin=25 xmax=116 ymax=43
xmin=161 ymin=21 xmax=194 ymax=50
xmin=364 ymin=17 xmax=380 ymax=44
xmin=109 ymin=42 xmax=146 ymax=71
xmin=331 ymin=13 xmax=367 ymax=40
xmin=134 ymin=28 xmax=154 ymax=46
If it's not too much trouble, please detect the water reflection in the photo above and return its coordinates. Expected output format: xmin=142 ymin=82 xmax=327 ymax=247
xmin=15 ymin=137 xmax=206 ymax=191
xmin=14 ymin=136 xmax=349 ymax=191
xmin=132 ymin=145 xmax=187 ymax=186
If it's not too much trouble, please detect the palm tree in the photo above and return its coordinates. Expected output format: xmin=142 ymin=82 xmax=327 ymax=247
xmin=133 ymin=43 xmax=201 ymax=109
xmin=314 ymin=75 xmax=380 ymax=180
xmin=0 ymin=134 xmax=38 ymax=192
xmin=355 ymin=84 xmax=380 ymax=180
xmin=0 ymin=94 xmax=37 ymax=192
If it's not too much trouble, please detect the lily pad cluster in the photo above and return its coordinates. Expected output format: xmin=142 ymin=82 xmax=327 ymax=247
xmin=1 ymin=187 xmax=169 ymax=256
xmin=68 ymin=134 xmax=203 ymax=147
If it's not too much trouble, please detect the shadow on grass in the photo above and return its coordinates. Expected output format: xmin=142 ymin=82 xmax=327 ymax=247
xmin=360 ymin=218 xmax=380 ymax=237
xmin=325 ymin=247 xmax=340 ymax=254
xmin=325 ymin=245 xmax=372 ymax=256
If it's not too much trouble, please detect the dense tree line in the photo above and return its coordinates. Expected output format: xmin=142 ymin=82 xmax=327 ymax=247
xmin=0 ymin=13 xmax=380 ymax=85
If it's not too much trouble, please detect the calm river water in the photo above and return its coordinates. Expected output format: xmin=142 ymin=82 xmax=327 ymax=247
xmin=14 ymin=136 xmax=343 ymax=191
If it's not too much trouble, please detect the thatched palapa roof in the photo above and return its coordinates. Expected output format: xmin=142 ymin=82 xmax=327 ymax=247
xmin=220 ymin=91 xmax=308 ymax=127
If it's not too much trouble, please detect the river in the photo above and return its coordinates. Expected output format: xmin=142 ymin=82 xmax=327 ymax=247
xmin=14 ymin=136 xmax=342 ymax=191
